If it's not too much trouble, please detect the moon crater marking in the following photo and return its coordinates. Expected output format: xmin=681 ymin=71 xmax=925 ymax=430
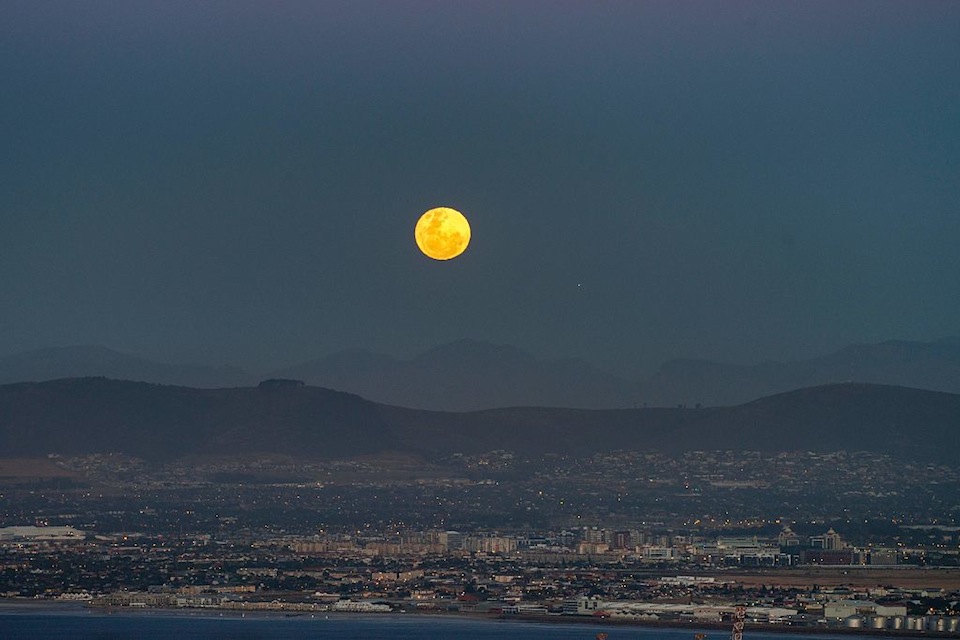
xmin=415 ymin=207 xmax=471 ymax=260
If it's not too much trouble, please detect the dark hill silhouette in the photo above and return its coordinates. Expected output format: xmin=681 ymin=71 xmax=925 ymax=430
xmin=641 ymin=338 xmax=960 ymax=407
xmin=382 ymin=383 xmax=960 ymax=463
xmin=4 ymin=337 xmax=959 ymax=411
xmin=0 ymin=378 xmax=394 ymax=460
xmin=272 ymin=337 xmax=960 ymax=410
xmin=0 ymin=379 xmax=957 ymax=463
xmin=0 ymin=346 xmax=251 ymax=388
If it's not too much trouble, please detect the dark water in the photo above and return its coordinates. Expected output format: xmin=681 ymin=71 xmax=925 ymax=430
xmin=0 ymin=607 xmax=886 ymax=640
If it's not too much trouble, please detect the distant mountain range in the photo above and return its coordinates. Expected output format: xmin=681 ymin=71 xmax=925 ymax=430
xmin=642 ymin=336 xmax=960 ymax=407
xmin=0 ymin=346 xmax=251 ymax=389
xmin=0 ymin=379 xmax=957 ymax=464
xmin=1 ymin=337 xmax=958 ymax=410
xmin=267 ymin=339 xmax=633 ymax=411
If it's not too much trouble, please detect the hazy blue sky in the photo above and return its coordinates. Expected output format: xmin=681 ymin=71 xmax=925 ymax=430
xmin=2 ymin=1 xmax=958 ymax=375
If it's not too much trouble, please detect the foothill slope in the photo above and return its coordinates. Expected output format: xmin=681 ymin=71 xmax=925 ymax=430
xmin=0 ymin=378 xmax=957 ymax=464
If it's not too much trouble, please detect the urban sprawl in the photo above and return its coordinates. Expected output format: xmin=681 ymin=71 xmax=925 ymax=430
xmin=1 ymin=449 xmax=958 ymax=635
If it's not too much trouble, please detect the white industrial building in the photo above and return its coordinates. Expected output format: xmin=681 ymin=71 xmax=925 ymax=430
xmin=0 ymin=525 xmax=87 ymax=541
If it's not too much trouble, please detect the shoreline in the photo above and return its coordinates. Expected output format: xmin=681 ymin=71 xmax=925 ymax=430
xmin=2 ymin=598 xmax=958 ymax=639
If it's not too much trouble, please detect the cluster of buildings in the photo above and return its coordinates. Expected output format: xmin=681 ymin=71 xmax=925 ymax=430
xmin=285 ymin=525 xmax=905 ymax=568
xmin=4 ymin=522 xmax=959 ymax=636
xmin=2 ymin=443 xmax=955 ymax=640
xmin=76 ymin=583 xmax=960 ymax=635
xmin=564 ymin=596 xmax=960 ymax=633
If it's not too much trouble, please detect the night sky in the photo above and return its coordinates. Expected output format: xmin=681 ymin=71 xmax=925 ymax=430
xmin=2 ymin=1 xmax=958 ymax=376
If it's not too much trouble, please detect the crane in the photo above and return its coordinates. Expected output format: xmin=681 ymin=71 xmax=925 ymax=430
xmin=730 ymin=605 xmax=746 ymax=640
xmin=693 ymin=605 xmax=745 ymax=640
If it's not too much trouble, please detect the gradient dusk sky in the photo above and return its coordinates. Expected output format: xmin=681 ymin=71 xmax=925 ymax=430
xmin=1 ymin=1 xmax=958 ymax=375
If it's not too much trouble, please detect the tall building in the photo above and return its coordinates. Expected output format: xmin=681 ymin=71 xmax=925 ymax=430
xmin=439 ymin=530 xmax=464 ymax=551
xmin=809 ymin=528 xmax=843 ymax=550
xmin=777 ymin=526 xmax=800 ymax=547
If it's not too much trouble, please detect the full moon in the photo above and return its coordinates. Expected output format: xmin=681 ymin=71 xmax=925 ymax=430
xmin=414 ymin=207 xmax=471 ymax=260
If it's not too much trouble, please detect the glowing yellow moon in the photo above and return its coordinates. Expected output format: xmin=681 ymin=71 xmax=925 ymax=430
xmin=414 ymin=207 xmax=471 ymax=260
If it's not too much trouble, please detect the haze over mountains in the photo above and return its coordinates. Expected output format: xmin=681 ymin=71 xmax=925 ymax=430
xmin=0 ymin=346 xmax=250 ymax=389
xmin=1 ymin=378 xmax=958 ymax=464
xmin=268 ymin=340 xmax=633 ymax=411
xmin=1 ymin=337 xmax=958 ymax=410
xmin=642 ymin=336 xmax=960 ymax=407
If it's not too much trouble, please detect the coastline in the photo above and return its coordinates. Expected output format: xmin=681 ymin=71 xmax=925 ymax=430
xmin=2 ymin=598 xmax=958 ymax=639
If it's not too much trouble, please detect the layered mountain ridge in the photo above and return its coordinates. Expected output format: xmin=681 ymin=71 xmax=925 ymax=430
xmin=2 ymin=336 xmax=959 ymax=410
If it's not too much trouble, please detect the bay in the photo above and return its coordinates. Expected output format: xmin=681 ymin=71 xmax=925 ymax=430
xmin=0 ymin=607 xmax=889 ymax=640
